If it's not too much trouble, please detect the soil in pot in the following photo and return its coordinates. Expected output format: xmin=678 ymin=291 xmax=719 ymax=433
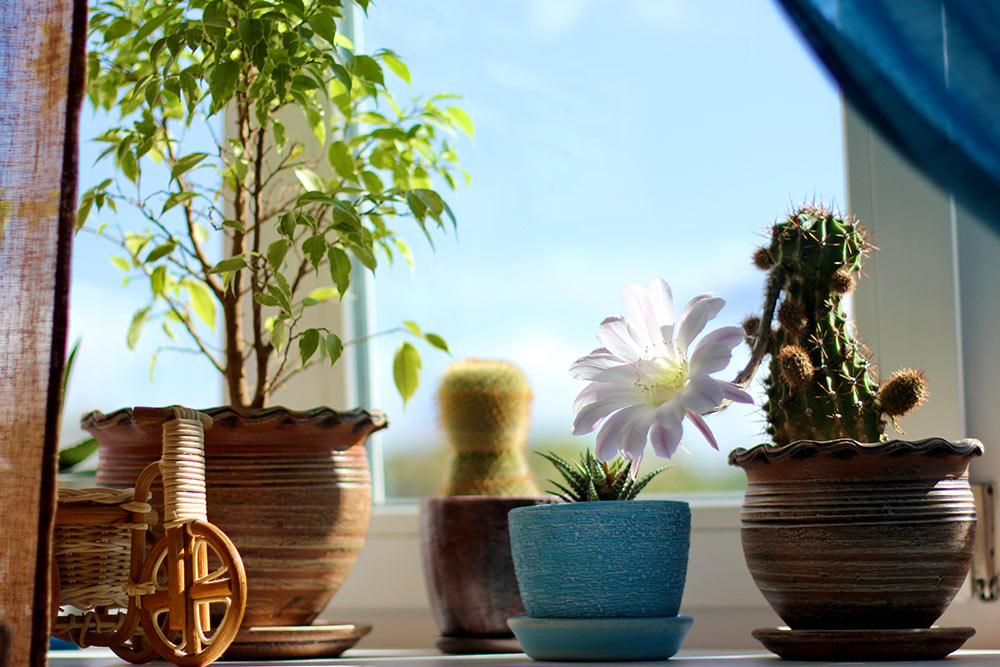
xmin=85 ymin=405 xmax=387 ymax=628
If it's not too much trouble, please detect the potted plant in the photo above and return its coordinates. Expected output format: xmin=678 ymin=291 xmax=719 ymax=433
xmin=506 ymin=278 xmax=751 ymax=661
xmin=728 ymin=205 xmax=982 ymax=661
xmin=77 ymin=0 xmax=470 ymax=644
xmin=419 ymin=359 xmax=548 ymax=654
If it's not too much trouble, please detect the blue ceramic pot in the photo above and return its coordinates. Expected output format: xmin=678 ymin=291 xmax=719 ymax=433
xmin=507 ymin=500 xmax=691 ymax=618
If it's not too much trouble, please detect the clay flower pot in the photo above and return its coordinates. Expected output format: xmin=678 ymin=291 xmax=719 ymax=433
xmin=505 ymin=500 xmax=694 ymax=661
xmin=419 ymin=496 xmax=549 ymax=651
xmin=85 ymin=406 xmax=387 ymax=628
xmin=729 ymin=437 xmax=983 ymax=630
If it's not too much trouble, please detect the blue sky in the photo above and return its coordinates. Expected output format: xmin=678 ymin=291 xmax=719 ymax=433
xmin=65 ymin=0 xmax=845 ymax=483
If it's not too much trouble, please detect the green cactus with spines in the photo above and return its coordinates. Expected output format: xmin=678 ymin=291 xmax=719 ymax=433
xmin=748 ymin=204 xmax=928 ymax=445
xmin=438 ymin=359 xmax=541 ymax=496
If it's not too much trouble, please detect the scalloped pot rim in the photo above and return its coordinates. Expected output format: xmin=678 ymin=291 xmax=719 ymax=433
xmin=80 ymin=405 xmax=389 ymax=433
xmin=728 ymin=437 xmax=984 ymax=466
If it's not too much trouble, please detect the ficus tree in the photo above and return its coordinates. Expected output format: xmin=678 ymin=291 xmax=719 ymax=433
xmin=80 ymin=0 xmax=471 ymax=408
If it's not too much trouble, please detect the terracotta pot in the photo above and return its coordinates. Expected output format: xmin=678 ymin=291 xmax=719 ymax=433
xmin=419 ymin=496 xmax=549 ymax=638
xmin=729 ymin=437 xmax=983 ymax=630
xmin=85 ymin=406 xmax=387 ymax=628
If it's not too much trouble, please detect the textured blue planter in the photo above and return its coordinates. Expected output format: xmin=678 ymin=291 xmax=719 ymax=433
xmin=507 ymin=500 xmax=691 ymax=619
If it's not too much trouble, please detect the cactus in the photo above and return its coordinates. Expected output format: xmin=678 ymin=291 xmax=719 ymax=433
xmin=747 ymin=204 xmax=927 ymax=445
xmin=538 ymin=450 xmax=668 ymax=502
xmin=438 ymin=359 xmax=540 ymax=496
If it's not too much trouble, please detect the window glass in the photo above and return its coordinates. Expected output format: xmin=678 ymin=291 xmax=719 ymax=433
xmin=364 ymin=0 xmax=846 ymax=499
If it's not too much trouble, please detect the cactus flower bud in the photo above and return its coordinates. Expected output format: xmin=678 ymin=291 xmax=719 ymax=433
xmin=742 ymin=315 xmax=761 ymax=346
xmin=753 ymin=246 xmax=774 ymax=270
xmin=777 ymin=299 xmax=807 ymax=336
xmin=830 ymin=267 xmax=858 ymax=294
xmin=878 ymin=368 xmax=928 ymax=418
xmin=777 ymin=345 xmax=814 ymax=391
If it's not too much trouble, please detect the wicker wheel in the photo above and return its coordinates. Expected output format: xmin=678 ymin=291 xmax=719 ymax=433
xmin=110 ymin=628 xmax=158 ymax=664
xmin=137 ymin=521 xmax=246 ymax=667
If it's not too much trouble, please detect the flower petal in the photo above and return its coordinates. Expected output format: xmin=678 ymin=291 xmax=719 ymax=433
xmin=694 ymin=325 xmax=744 ymax=352
xmin=647 ymin=277 xmax=675 ymax=327
xmin=675 ymin=294 xmax=725 ymax=355
xmin=618 ymin=408 xmax=654 ymax=461
xmin=686 ymin=409 xmax=719 ymax=450
xmin=570 ymin=347 xmax=620 ymax=380
xmin=595 ymin=404 xmax=642 ymax=461
xmin=720 ymin=381 xmax=754 ymax=405
xmin=650 ymin=423 xmax=683 ymax=459
xmin=597 ymin=316 xmax=642 ymax=362
xmin=572 ymin=386 xmax=638 ymax=435
xmin=689 ymin=340 xmax=735 ymax=376
xmin=682 ymin=375 xmax=726 ymax=413
xmin=622 ymin=283 xmax=654 ymax=350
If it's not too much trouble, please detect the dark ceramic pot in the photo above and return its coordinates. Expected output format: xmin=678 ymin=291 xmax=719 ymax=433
xmin=420 ymin=496 xmax=549 ymax=639
xmin=729 ymin=437 xmax=983 ymax=630
xmin=507 ymin=500 xmax=690 ymax=618
xmin=85 ymin=406 xmax=387 ymax=629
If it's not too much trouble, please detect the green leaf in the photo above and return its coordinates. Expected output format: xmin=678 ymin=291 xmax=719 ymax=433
xmin=353 ymin=55 xmax=384 ymax=86
xmin=393 ymin=341 xmax=421 ymax=406
xmin=299 ymin=327 xmax=320 ymax=364
xmin=184 ymin=279 xmax=217 ymax=331
xmin=382 ymin=54 xmax=410 ymax=84
xmin=294 ymin=167 xmax=324 ymax=192
xmin=150 ymin=265 xmax=167 ymax=295
xmin=161 ymin=191 xmax=197 ymax=214
xmin=254 ymin=292 xmax=280 ymax=307
xmin=76 ymin=194 xmax=93 ymax=231
xmin=267 ymin=239 xmax=290 ymax=269
xmin=326 ymin=333 xmax=344 ymax=365
xmin=209 ymin=59 xmax=239 ymax=113
xmin=446 ymin=106 xmax=474 ymax=138
xmin=127 ymin=306 xmax=150 ymax=350
xmin=305 ymin=106 xmax=325 ymax=145
xmin=61 ymin=338 xmax=81 ymax=407
xmin=170 ymin=152 xmax=209 ymax=181
xmin=145 ymin=242 xmax=176 ymax=263
xmin=327 ymin=247 xmax=351 ymax=296
xmin=360 ymin=170 xmax=383 ymax=194
xmin=208 ymin=256 xmax=248 ymax=273
xmin=266 ymin=283 xmax=292 ymax=315
xmin=306 ymin=12 xmax=336 ymax=45
xmin=111 ymin=256 xmax=131 ymax=271
xmin=425 ymin=333 xmax=450 ymax=353
xmin=402 ymin=320 xmax=422 ymax=336
xmin=328 ymin=141 xmax=356 ymax=180
xmin=58 ymin=438 xmax=99 ymax=472
xmin=270 ymin=318 xmax=286 ymax=351
xmin=273 ymin=119 xmax=287 ymax=151
xmin=120 ymin=151 xmax=138 ymax=183
xmin=307 ymin=286 xmax=340 ymax=302
xmin=302 ymin=234 xmax=326 ymax=271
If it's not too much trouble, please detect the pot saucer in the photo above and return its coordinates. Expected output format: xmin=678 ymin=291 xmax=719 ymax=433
xmin=432 ymin=635 xmax=523 ymax=654
xmin=507 ymin=615 xmax=692 ymax=661
xmin=752 ymin=626 xmax=975 ymax=661
xmin=221 ymin=623 xmax=371 ymax=660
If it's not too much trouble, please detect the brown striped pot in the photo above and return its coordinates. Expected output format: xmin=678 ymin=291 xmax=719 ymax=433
xmin=84 ymin=406 xmax=387 ymax=628
xmin=728 ymin=437 xmax=983 ymax=630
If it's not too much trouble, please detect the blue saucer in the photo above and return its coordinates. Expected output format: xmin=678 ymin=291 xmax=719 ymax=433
xmin=507 ymin=615 xmax=693 ymax=662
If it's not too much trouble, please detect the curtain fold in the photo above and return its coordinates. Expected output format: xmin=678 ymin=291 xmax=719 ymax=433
xmin=0 ymin=0 xmax=86 ymax=664
xmin=776 ymin=0 xmax=1000 ymax=231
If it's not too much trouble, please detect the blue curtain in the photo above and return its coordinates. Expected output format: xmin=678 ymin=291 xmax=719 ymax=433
xmin=776 ymin=0 xmax=1000 ymax=232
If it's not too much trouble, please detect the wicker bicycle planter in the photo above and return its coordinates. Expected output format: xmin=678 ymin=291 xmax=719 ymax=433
xmin=85 ymin=406 xmax=387 ymax=629
xmin=728 ymin=437 xmax=983 ymax=630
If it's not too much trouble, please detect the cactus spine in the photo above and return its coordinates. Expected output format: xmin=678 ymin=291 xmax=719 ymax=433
xmin=438 ymin=359 xmax=540 ymax=496
xmin=750 ymin=205 xmax=927 ymax=445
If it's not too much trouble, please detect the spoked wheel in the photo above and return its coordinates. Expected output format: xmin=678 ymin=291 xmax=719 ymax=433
xmin=137 ymin=520 xmax=246 ymax=667
xmin=110 ymin=628 xmax=158 ymax=664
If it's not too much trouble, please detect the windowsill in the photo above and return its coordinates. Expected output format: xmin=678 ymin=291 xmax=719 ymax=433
xmin=47 ymin=647 xmax=1000 ymax=665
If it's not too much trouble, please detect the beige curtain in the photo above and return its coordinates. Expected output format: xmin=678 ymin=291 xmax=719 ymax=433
xmin=0 ymin=1 xmax=86 ymax=664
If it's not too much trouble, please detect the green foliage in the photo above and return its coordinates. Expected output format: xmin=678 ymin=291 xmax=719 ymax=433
xmin=80 ymin=0 xmax=471 ymax=407
xmin=58 ymin=340 xmax=99 ymax=472
xmin=437 ymin=359 xmax=539 ymax=496
xmin=538 ymin=450 xmax=668 ymax=502
xmin=750 ymin=204 xmax=928 ymax=444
